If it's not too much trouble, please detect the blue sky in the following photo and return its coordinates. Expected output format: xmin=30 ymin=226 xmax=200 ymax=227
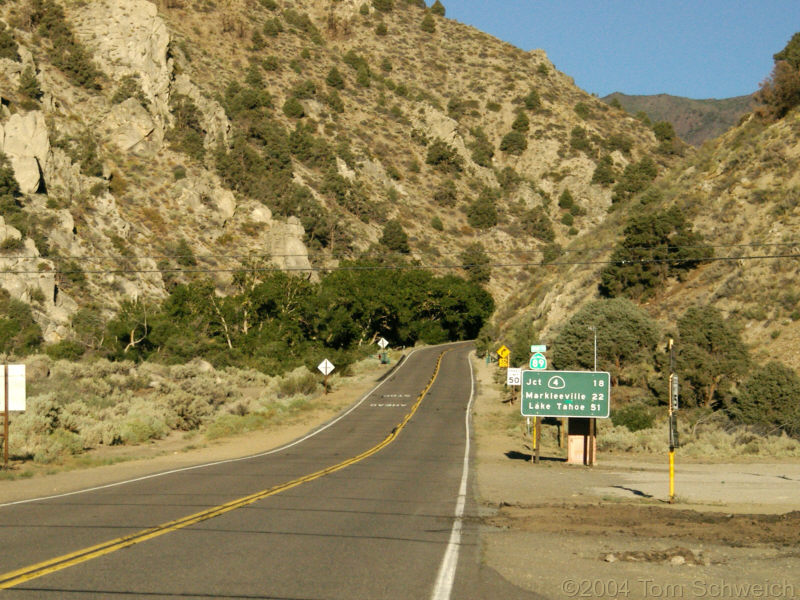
xmin=443 ymin=1 xmax=800 ymax=99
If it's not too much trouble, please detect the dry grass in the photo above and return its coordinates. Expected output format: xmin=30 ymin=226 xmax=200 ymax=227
xmin=7 ymin=355 xmax=350 ymax=465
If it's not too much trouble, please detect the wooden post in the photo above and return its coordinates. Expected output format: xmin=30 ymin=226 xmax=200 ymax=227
xmin=534 ymin=417 xmax=541 ymax=464
xmin=559 ymin=417 xmax=566 ymax=448
xmin=587 ymin=417 xmax=596 ymax=466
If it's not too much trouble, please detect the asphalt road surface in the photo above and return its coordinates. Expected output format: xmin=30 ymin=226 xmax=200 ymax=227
xmin=0 ymin=343 xmax=537 ymax=599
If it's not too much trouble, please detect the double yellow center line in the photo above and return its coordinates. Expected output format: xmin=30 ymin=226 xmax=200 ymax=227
xmin=0 ymin=351 xmax=447 ymax=590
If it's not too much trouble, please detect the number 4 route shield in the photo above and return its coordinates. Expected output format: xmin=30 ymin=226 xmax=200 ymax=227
xmin=520 ymin=370 xmax=611 ymax=418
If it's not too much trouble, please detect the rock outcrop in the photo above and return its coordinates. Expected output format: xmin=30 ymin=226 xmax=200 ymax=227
xmin=0 ymin=111 xmax=50 ymax=194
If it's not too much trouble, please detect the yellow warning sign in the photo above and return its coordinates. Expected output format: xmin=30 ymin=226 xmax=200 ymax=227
xmin=496 ymin=345 xmax=510 ymax=358
xmin=498 ymin=357 xmax=509 ymax=368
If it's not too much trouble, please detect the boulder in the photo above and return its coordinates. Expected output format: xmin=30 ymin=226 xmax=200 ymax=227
xmin=99 ymin=98 xmax=157 ymax=153
xmin=0 ymin=111 xmax=50 ymax=194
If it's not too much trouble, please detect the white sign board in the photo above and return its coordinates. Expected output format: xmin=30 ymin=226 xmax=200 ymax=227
xmin=378 ymin=337 xmax=389 ymax=349
xmin=2 ymin=364 xmax=26 ymax=412
xmin=506 ymin=367 xmax=522 ymax=386
xmin=317 ymin=359 xmax=335 ymax=376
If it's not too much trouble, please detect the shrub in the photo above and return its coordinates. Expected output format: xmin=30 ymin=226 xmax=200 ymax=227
xmin=326 ymin=66 xmax=345 ymax=89
xmin=372 ymin=0 xmax=393 ymax=12
xmin=430 ymin=0 xmax=445 ymax=16
xmin=468 ymin=127 xmax=494 ymax=167
xmin=574 ymin=102 xmax=592 ymax=119
xmin=44 ymin=340 xmax=86 ymax=360
xmin=459 ymin=242 xmax=491 ymax=284
xmin=729 ymin=361 xmax=800 ymax=437
xmin=652 ymin=121 xmax=676 ymax=142
xmin=380 ymin=220 xmax=410 ymax=253
xmin=356 ymin=64 xmax=371 ymax=87
xmin=611 ymin=403 xmax=656 ymax=432
xmin=570 ymin=126 xmax=592 ymax=153
xmin=431 ymin=216 xmax=443 ymax=230
xmin=433 ymin=179 xmax=457 ymax=206
xmin=592 ymin=154 xmax=616 ymax=185
xmin=0 ymin=289 xmax=43 ymax=356
xmin=611 ymin=157 xmax=658 ymax=202
xmin=425 ymin=139 xmax=463 ymax=172
xmin=111 ymin=74 xmax=147 ymax=106
xmin=0 ymin=21 xmax=20 ymax=61
xmin=18 ymin=65 xmax=42 ymax=100
xmin=511 ymin=111 xmax=529 ymax=133
xmin=521 ymin=206 xmax=555 ymax=242
xmin=263 ymin=17 xmax=283 ymax=36
xmin=466 ymin=187 xmax=498 ymax=229
xmin=499 ymin=130 xmax=527 ymax=154
xmin=282 ymin=96 xmax=305 ymax=118
xmin=420 ymin=13 xmax=435 ymax=33
xmin=375 ymin=22 xmax=388 ymax=36
xmin=557 ymin=188 xmax=574 ymax=210
xmin=523 ymin=88 xmax=541 ymax=110
xmin=167 ymin=93 xmax=206 ymax=161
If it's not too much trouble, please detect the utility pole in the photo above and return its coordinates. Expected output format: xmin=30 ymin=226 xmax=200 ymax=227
xmin=3 ymin=363 xmax=8 ymax=469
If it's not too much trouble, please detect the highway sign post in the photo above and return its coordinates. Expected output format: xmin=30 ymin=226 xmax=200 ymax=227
xmin=520 ymin=370 xmax=610 ymax=419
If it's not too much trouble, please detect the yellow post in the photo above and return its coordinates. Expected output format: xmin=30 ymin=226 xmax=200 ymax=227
xmin=669 ymin=449 xmax=675 ymax=503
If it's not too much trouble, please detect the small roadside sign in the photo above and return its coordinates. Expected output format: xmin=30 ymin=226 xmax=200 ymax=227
xmin=496 ymin=345 xmax=510 ymax=358
xmin=507 ymin=367 xmax=522 ymax=386
xmin=529 ymin=353 xmax=547 ymax=370
xmin=530 ymin=345 xmax=547 ymax=353
xmin=378 ymin=337 xmax=389 ymax=349
xmin=317 ymin=359 xmax=335 ymax=376
xmin=2 ymin=365 xmax=26 ymax=412
xmin=498 ymin=356 xmax=509 ymax=368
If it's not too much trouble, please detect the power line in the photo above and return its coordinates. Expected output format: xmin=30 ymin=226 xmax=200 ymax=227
xmin=1 ymin=251 xmax=798 ymax=276
xmin=0 ymin=240 xmax=797 ymax=263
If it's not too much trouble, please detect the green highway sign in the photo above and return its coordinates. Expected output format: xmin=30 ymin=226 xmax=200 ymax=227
xmin=530 ymin=345 xmax=547 ymax=353
xmin=529 ymin=353 xmax=547 ymax=370
xmin=520 ymin=370 xmax=610 ymax=418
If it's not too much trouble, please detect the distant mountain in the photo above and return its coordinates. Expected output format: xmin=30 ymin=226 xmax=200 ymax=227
xmin=602 ymin=92 xmax=755 ymax=146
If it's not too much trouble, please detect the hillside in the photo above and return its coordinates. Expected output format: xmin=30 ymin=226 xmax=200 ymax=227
xmin=0 ymin=0 xmax=671 ymax=351
xmin=602 ymin=92 xmax=754 ymax=146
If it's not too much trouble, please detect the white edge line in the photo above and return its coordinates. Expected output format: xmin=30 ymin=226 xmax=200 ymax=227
xmin=430 ymin=350 xmax=474 ymax=600
xmin=1 ymin=347 xmax=426 ymax=508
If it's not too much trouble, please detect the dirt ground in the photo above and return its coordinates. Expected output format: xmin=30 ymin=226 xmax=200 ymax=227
xmin=2 ymin=352 xmax=800 ymax=599
xmin=471 ymin=355 xmax=800 ymax=600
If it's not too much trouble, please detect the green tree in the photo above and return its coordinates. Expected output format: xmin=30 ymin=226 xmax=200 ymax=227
xmin=430 ymin=0 xmax=446 ymax=16
xmin=282 ymin=96 xmax=305 ymax=118
xmin=511 ymin=111 xmax=529 ymax=133
xmin=0 ymin=288 xmax=43 ymax=356
xmin=425 ymin=139 xmax=463 ymax=173
xmin=380 ymin=219 xmax=410 ymax=253
xmin=523 ymin=88 xmax=541 ymax=110
xmin=18 ymin=65 xmax=42 ymax=100
xmin=459 ymin=242 xmax=491 ymax=284
xmin=521 ymin=206 xmax=555 ymax=242
xmin=592 ymin=154 xmax=616 ymax=186
xmin=755 ymin=31 xmax=800 ymax=120
xmin=599 ymin=207 xmax=712 ymax=300
xmin=372 ymin=0 xmax=393 ymax=12
xmin=611 ymin=156 xmax=659 ymax=203
xmin=499 ymin=130 xmax=527 ymax=154
xmin=0 ymin=22 xmax=20 ymax=61
xmin=0 ymin=152 xmax=21 ymax=199
xmin=468 ymin=127 xmax=494 ymax=167
xmin=729 ymin=361 xmax=800 ymax=437
xmin=420 ymin=13 xmax=436 ymax=33
xmin=326 ymin=66 xmax=345 ymax=89
xmin=356 ymin=64 xmax=371 ymax=87
xmin=466 ymin=187 xmax=498 ymax=229
xmin=677 ymin=306 xmax=748 ymax=408
xmin=652 ymin=121 xmax=676 ymax=142
xmin=552 ymin=298 xmax=659 ymax=385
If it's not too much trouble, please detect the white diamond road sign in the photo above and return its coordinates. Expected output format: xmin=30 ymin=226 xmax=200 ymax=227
xmin=378 ymin=337 xmax=389 ymax=349
xmin=317 ymin=359 xmax=335 ymax=376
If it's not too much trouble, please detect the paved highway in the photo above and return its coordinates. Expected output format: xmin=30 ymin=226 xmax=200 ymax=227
xmin=0 ymin=343 xmax=537 ymax=599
